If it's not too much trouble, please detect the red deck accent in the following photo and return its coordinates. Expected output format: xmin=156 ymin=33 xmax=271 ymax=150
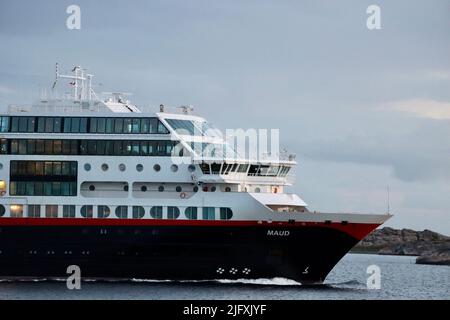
xmin=0 ymin=218 xmax=380 ymax=241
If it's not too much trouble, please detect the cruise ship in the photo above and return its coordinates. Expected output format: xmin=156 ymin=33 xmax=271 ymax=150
xmin=0 ymin=66 xmax=391 ymax=283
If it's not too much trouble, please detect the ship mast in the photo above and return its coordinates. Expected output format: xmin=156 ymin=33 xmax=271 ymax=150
xmin=52 ymin=63 xmax=97 ymax=101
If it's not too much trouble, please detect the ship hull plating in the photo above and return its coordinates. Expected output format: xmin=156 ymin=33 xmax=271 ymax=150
xmin=0 ymin=222 xmax=376 ymax=283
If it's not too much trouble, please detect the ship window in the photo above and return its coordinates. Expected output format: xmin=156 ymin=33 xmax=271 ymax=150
xmin=87 ymin=140 xmax=97 ymax=154
xmin=200 ymin=163 xmax=210 ymax=174
xmin=193 ymin=186 xmax=199 ymax=192
xmin=188 ymin=164 xmax=196 ymax=172
xmin=150 ymin=118 xmax=159 ymax=133
xmin=154 ymin=164 xmax=161 ymax=172
xmin=0 ymin=180 xmax=5 ymax=194
xmin=210 ymin=186 xmax=216 ymax=192
xmin=45 ymin=117 xmax=54 ymax=133
xmin=158 ymin=185 xmax=164 ymax=192
xmin=81 ymin=205 xmax=93 ymax=218
xmin=79 ymin=118 xmax=88 ymax=133
xmin=171 ymin=164 xmax=178 ymax=172
xmin=140 ymin=141 xmax=149 ymax=155
xmin=132 ymin=206 xmax=145 ymax=219
xmin=237 ymin=164 xmax=248 ymax=173
xmin=141 ymin=185 xmax=147 ymax=192
xmin=97 ymin=118 xmax=106 ymax=133
xmin=63 ymin=205 xmax=75 ymax=218
xmin=10 ymin=204 xmax=23 ymax=217
xmin=0 ymin=204 xmax=5 ymax=217
xmin=168 ymin=206 xmax=180 ymax=219
xmin=18 ymin=140 xmax=27 ymax=154
xmin=101 ymin=163 xmax=109 ymax=171
xmin=115 ymin=206 xmax=128 ymax=219
xmin=248 ymin=165 xmax=260 ymax=176
xmin=119 ymin=163 xmax=126 ymax=171
xmin=185 ymin=207 xmax=197 ymax=220
xmin=140 ymin=118 xmax=149 ymax=133
xmin=90 ymin=118 xmax=97 ymax=133
xmin=18 ymin=117 xmax=28 ymax=132
xmin=175 ymin=186 xmax=182 ymax=192
xmin=0 ymin=116 xmax=9 ymax=132
xmin=225 ymin=187 xmax=231 ymax=192
xmin=84 ymin=163 xmax=91 ymax=171
xmin=211 ymin=163 xmax=221 ymax=174
xmin=61 ymin=182 xmax=71 ymax=196
xmin=136 ymin=164 xmax=143 ymax=172
xmin=71 ymin=118 xmax=80 ymax=133
xmin=114 ymin=118 xmax=124 ymax=133
xmin=157 ymin=120 xmax=169 ymax=134
xmin=202 ymin=207 xmax=215 ymax=220
xmin=106 ymin=118 xmax=114 ymax=133
xmin=131 ymin=118 xmax=140 ymax=133
xmin=123 ymin=118 xmax=132 ymax=133
xmin=28 ymin=205 xmax=41 ymax=218
xmin=98 ymin=205 xmax=110 ymax=218
xmin=150 ymin=206 xmax=163 ymax=219
xmin=0 ymin=139 xmax=7 ymax=154
xmin=220 ymin=208 xmax=233 ymax=220
xmin=45 ymin=205 xmax=58 ymax=218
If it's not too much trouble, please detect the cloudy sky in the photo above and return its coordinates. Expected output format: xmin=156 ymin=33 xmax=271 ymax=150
xmin=0 ymin=0 xmax=449 ymax=233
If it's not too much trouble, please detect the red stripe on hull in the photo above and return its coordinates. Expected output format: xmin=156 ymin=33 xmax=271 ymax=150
xmin=0 ymin=218 xmax=380 ymax=241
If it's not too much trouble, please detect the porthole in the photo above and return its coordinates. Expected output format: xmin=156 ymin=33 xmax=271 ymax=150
xmin=188 ymin=164 xmax=196 ymax=172
xmin=220 ymin=207 xmax=233 ymax=220
xmin=171 ymin=164 xmax=178 ymax=172
xmin=185 ymin=207 xmax=197 ymax=220
xmin=101 ymin=163 xmax=109 ymax=171
xmin=119 ymin=163 xmax=126 ymax=172
xmin=158 ymin=185 xmax=164 ymax=192
xmin=132 ymin=206 xmax=145 ymax=219
xmin=115 ymin=206 xmax=128 ymax=219
xmin=81 ymin=205 xmax=93 ymax=218
xmin=176 ymin=186 xmax=182 ymax=192
xmin=153 ymin=164 xmax=161 ymax=172
xmin=193 ymin=186 xmax=199 ymax=193
xmin=84 ymin=163 xmax=91 ymax=171
xmin=0 ymin=205 xmax=5 ymax=217
xmin=168 ymin=206 xmax=180 ymax=219
xmin=141 ymin=185 xmax=147 ymax=192
xmin=150 ymin=206 xmax=163 ymax=219
xmin=123 ymin=185 xmax=129 ymax=192
xmin=89 ymin=185 xmax=95 ymax=191
xmin=225 ymin=187 xmax=231 ymax=192
xmin=98 ymin=205 xmax=110 ymax=218
xmin=136 ymin=164 xmax=144 ymax=172
xmin=211 ymin=186 xmax=216 ymax=192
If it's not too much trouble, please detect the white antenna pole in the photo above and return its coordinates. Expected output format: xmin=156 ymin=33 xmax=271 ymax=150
xmin=387 ymin=185 xmax=390 ymax=214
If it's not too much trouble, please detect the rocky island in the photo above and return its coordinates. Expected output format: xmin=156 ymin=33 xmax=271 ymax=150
xmin=352 ymin=227 xmax=450 ymax=266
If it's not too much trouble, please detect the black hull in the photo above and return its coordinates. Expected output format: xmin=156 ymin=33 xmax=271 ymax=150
xmin=0 ymin=224 xmax=367 ymax=283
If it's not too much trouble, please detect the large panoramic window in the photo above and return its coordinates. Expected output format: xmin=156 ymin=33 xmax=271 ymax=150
xmin=3 ymin=139 xmax=183 ymax=157
xmin=1 ymin=116 xmax=169 ymax=134
xmin=9 ymin=161 xmax=77 ymax=196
